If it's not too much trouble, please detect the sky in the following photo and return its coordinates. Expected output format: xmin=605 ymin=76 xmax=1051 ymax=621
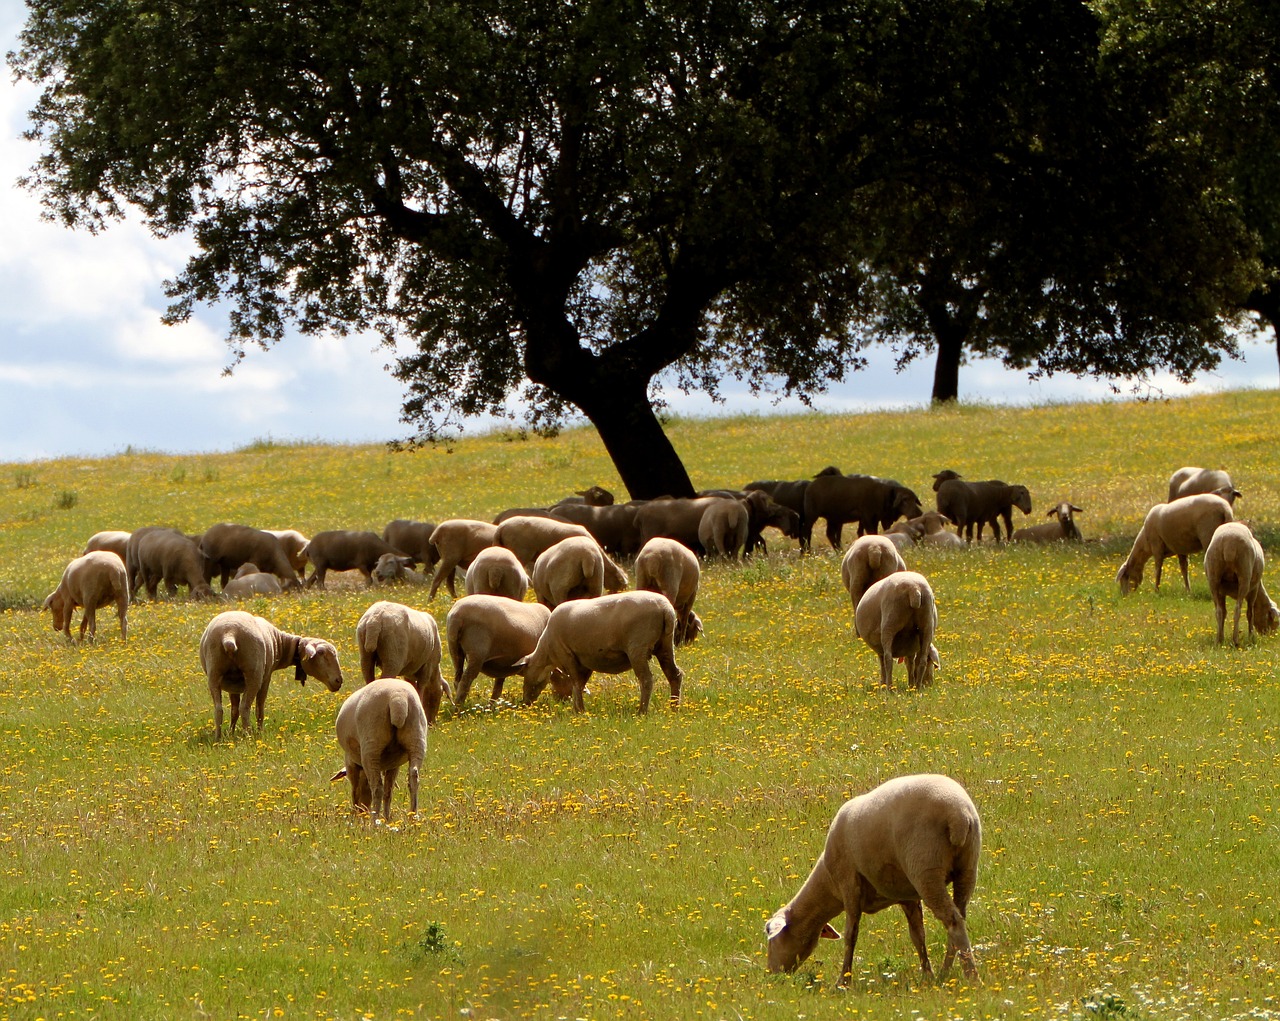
xmin=2 ymin=6 xmax=1276 ymax=465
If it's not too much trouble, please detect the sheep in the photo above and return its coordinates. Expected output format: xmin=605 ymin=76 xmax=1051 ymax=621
xmin=125 ymin=526 xmax=215 ymax=601
xmin=921 ymin=529 xmax=966 ymax=549
xmin=464 ymin=545 xmax=530 ymax=600
xmin=264 ymin=529 xmax=310 ymax=575
xmin=803 ymin=472 xmax=923 ymax=550
xmin=884 ymin=530 xmax=916 ymax=552
xmin=765 ymin=773 xmax=981 ymax=983
xmin=381 ymin=519 xmax=440 ymax=573
xmin=302 ymin=530 xmax=409 ymax=589
xmin=1168 ymin=466 xmax=1240 ymax=505
xmin=332 ymin=678 xmax=427 ymax=821
xmin=82 ymin=530 xmax=131 ymax=562
xmin=427 ymin=519 xmax=499 ymax=600
xmin=854 ymin=571 xmax=939 ymax=689
xmin=519 ymin=590 xmax=684 ymax=713
xmin=496 ymin=514 xmax=598 ymax=570
xmin=531 ymin=535 xmax=607 ymax=607
xmin=634 ymin=496 xmax=724 ymax=553
xmin=199 ymin=523 xmax=302 ymax=589
xmin=552 ymin=485 xmax=616 ymax=506
xmin=634 ymin=537 xmax=702 ymax=645
xmin=840 ymin=535 xmax=907 ymax=624
xmin=1116 ymin=493 xmax=1233 ymax=595
xmin=222 ymin=570 xmax=285 ymax=598
xmin=1011 ymin=502 xmax=1084 ymax=543
xmin=446 ymin=595 xmax=552 ymax=706
xmin=547 ymin=502 xmax=643 ymax=557
xmin=199 ymin=610 xmax=343 ymax=740
xmin=42 ymin=551 xmax=130 ymax=642
xmin=355 ymin=600 xmax=449 ymax=725
xmin=372 ymin=553 xmax=426 ymax=586
xmin=697 ymin=498 xmax=749 ymax=559
xmin=933 ymin=473 xmax=1032 ymax=542
xmin=1204 ymin=522 xmax=1280 ymax=646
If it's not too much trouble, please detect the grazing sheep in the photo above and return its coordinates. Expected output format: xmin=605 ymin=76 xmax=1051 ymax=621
xmin=428 ymin=519 xmax=499 ymax=600
xmin=803 ymin=472 xmax=923 ymax=550
xmin=519 ymin=590 xmax=684 ymax=713
xmin=548 ymin=502 xmax=643 ymax=557
xmin=199 ymin=610 xmax=343 ymax=740
xmin=698 ymin=498 xmax=749 ymax=559
xmin=332 ymin=678 xmax=427 ymax=821
xmin=634 ymin=537 xmax=702 ymax=645
xmin=222 ymin=570 xmax=285 ymax=598
xmin=43 ymin=551 xmax=129 ymax=642
xmin=854 ymin=571 xmax=939 ymax=689
xmin=446 ymin=595 xmax=552 ymax=706
xmin=82 ymin=530 xmax=131 ymax=562
xmin=1011 ymin=502 xmax=1084 ymax=543
xmin=372 ymin=553 xmax=426 ymax=586
xmin=1204 ymin=522 xmax=1280 ymax=646
xmin=933 ymin=473 xmax=1032 ymax=542
xmin=840 ymin=536 xmax=907 ymax=623
xmin=303 ymin=530 xmax=409 ymax=589
xmin=1116 ymin=493 xmax=1234 ymax=595
xmin=765 ymin=774 xmax=981 ymax=983
xmin=381 ymin=519 xmax=441 ymax=573
xmin=264 ymin=529 xmax=310 ymax=575
xmin=497 ymin=514 xmax=598 ymax=570
xmin=200 ymin=523 xmax=303 ymax=590
xmin=743 ymin=478 xmax=811 ymax=551
xmin=125 ymin=526 xmax=215 ymax=601
xmin=465 ymin=546 xmax=530 ymax=601
xmin=634 ymin=496 xmax=724 ymax=553
xmin=1168 ymin=466 xmax=1240 ymax=505
xmin=355 ymin=600 xmax=449 ymax=725
xmin=532 ymin=535 xmax=607 ymax=607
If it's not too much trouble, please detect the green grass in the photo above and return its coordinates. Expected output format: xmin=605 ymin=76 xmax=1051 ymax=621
xmin=2 ymin=390 xmax=1280 ymax=1019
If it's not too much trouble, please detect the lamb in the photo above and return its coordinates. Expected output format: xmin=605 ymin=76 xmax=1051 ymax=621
xmin=465 ymin=545 xmax=530 ymax=601
xmin=427 ymin=519 xmax=499 ymax=600
xmin=519 ymin=590 xmax=684 ymax=713
xmin=697 ymin=498 xmax=749 ymax=559
xmin=840 ymin=535 xmax=907 ymax=623
xmin=332 ymin=678 xmax=427 ymax=821
xmin=1204 ymin=522 xmax=1280 ymax=646
xmin=222 ymin=568 xmax=285 ymax=598
xmin=531 ymin=535 xmax=607 ymax=607
xmin=372 ymin=553 xmax=425 ymax=586
xmin=42 ymin=551 xmax=130 ymax=642
xmin=1116 ymin=493 xmax=1234 ymax=595
xmin=355 ymin=600 xmax=449 ymax=725
xmin=765 ymin=774 xmax=981 ymax=983
xmin=446 ymin=595 xmax=552 ymax=706
xmin=854 ymin=571 xmax=939 ymax=689
xmin=933 ymin=472 xmax=1032 ymax=542
xmin=198 ymin=610 xmax=343 ymax=740
xmin=1011 ymin=502 xmax=1084 ymax=543
xmin=1168 ymin=466 xmax=1241 ymax=505
xmin=634 ymin=536 xmax=703 ymax=645
xmin=82 ymin=530 xmax=131 ymax=562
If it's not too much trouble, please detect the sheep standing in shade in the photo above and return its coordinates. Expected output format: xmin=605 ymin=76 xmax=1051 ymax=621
xmin=854 ymin=571 xmax=938 ymax=689
xmin=1116 ymin=493 xmax=1233 ymax=594
xmin=332 ymin=678 xmax=427 ymax=821
xmin=1204 ymin=522 xmax=1280 ymax=646
xmin=765 ymin=774 xmax=981 ymax=984
xmin=840 ymin=535 xmax=906 ymax=627
xmin=43 ymin=551 xmax=130 ymax=642
xmin=355 ymin=601 xmax=449 ymax=725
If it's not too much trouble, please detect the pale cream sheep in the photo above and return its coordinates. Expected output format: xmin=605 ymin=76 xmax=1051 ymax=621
xmin=446 ymin=595 xmax=552 ymax=706
xmin=921 ymin=529 xmax=966 ymax=549
xmin=1011 ymin=502 xmax=1084 ymax=542
xmin=495 ymin=514 xmax=595 ymax=570
xmin=1116 ymin=493 xmax=1233 ymax=595
xmin=765 ymin=773 xmax=981 ymax=983
xmin=355 ymin=600 xmax=449 ymax=725
xmin=332 ymin=678 xmax=427 ymax=821
xmin=427 ymin=519 xmax=499 ymax=600
xmin=854 ymin=571 xmax=939 ymax=689
xmin=1204 ymin=522 xmax=1280 ymax=646
xmin=840 ymin=535 xmax=907 ymax=625
xmin=1168 ymin=466 xmax=1240 ymax=505
xmin=43 ymin=551 xmax=130 ymax=642
xmin=519 ymin=590 xmax=684 ymax=713
xmin=884 ymin=530 xmax=915 ymax=552
xmin=465 ymin=546 xmax=530 ymax=601
xmin=532 ymin=535 xmax=606 ymax=607
xmin=199 ymin=610 xmax=343 ymax=740
xmin=222 ymin=570 xmax=285 ymax=598
xmin=634 ymin=537 xmax=702 ymax=645
xmin=697 ymin=497 xmax=749 ymax=559
xmin=82 ymin=530 xmax=131 ymax=561
xmin=372 ymin=553 xmax=425 ymax=586
xmin=265 ymin=529 xmax=310 ymax=575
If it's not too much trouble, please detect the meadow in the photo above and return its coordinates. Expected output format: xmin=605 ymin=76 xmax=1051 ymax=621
xmin=2 ymin=390 xmax=1280 ymax=1021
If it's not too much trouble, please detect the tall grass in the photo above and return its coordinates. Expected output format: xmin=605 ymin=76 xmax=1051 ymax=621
xmin=2 ymin=390 xmax=1279 ymax=1019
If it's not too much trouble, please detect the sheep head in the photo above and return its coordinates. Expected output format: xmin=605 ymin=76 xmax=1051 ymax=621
xmin=42 ymin=590 xmax=68 ymax=631
xmin=298 ymin=639 xmax=343 ymax=691
xmin=764 ymin=908 xmax=840 ymax=973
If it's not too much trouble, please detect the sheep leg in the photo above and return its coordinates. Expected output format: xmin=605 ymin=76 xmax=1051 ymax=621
xmin=80 ymin=606 xmax=95 ymax=642
xmin=1232 ymin=596 xmax=1244 ymax=647
xmin=900 ymin=900 xmax=933 ymax=977
xmin=407 ymin=762 xmax=420 ymax=814
xmin=826 ymin=520 xmax=843 ymax=551
xmin=366 ymin=770 xmax=386 ymax=821
xmin=380 ymin=765 xmax=399 ymax=819
xmin=836 ymin=887 xmax=865 ymax=987
xmin=655 ymin=643 xmax=684 ymax=708
xmin=427 ymin=557 xmax=455 ymax=600
xmin=1214 ymin=595 xmax=1227 ymax=644
xmin=1177 ymin=554 xmax=1191 ymax=593
xmin=115 ymin=596 xmax=128 ymax=641
xmin=228 ymin=691 xmax=242 ymax=737
xmin=211 ymin=688 xmax=225 ymax=741
xmin=878 ymin=645 xmax=896 ymax=688
xmin=571 ymin=668 xmax=591 ymax=713
xmin=920 ymin=884 xmax=977 ymax=980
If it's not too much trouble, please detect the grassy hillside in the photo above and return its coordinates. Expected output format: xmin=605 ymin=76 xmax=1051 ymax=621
xmin=2 ymin=390 xmax=1279 ymax=1019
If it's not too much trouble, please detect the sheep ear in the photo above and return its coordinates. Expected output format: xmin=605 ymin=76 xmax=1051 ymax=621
xmin=764 ymin=915 xmax=788 ymax=940
xmin=42 ymin=592 xmax=55 ymax=610
xmin=295 ymin=641 xmax=313 ymax=683
xmin=1070 ymin=504 xmax=1084 ymax=513
xmin=330 ymin=768 xmax=348 ymax=782
xmin=511 ymin=655 xmax=531 ymax=675
xmin=819 ymin=923 xmax=841 ymax=940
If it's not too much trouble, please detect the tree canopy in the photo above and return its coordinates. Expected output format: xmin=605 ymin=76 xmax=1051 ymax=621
xmin=12 ymin=0 xmax=1271 ymax=495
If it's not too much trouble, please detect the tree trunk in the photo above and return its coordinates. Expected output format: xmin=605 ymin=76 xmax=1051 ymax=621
xmin=577 ymin=387 xmax=696 ymax=500
xmin=1244 ymin=283 xmax=1280 ymax=383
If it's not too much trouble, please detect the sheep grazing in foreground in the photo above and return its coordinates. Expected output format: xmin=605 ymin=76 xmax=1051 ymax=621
xmin=465 ymin=546 xmax=530 ymax=601
xmin=531 ymin=535 xmax=607 ymax=607
xmin=854 ymin=571 xmax=939 ymax=689
xmin=1204 ymin=522 xmax=1280 ymax=646
xmin=1168 ymin=466 xmax=1240 ymax=505
xmin=496 ymin=514 xmax=596 ymax=571
xmin=82 ymin=530 xmax=131 ymax=562
xmin=43 ymin=551 xmax=130 ymax=642
xmin=332 ymin=678 xmax=427 ymax=821
xmin=199 ymin=610 xmax=343 ymax=740
xmin=1011 ymin=502 xmax=1084 ymax=543
xmin=1116 ymin=493 xmax=1234 ymax=595
xmin=634 ymin=537 xmax=703 ymax=646
xmin=355 ymin=600 xmax=448 ymax=725
xmin=446 ymin=595 xmax=552 ymax=707
xmin=427 ymin=519 xmax=499 ymax=600
xmin=765 ymin=774 xmax=981 ymax=984
xmin=518 ymin=590 xmax=684 ymax=713
xmin=841 ymin=535 xmax=907 ymax=623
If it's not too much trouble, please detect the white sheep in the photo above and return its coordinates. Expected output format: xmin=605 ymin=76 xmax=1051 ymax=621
xmin=199 ymin=610 xmax=343 ymax=740
xmin=854 ymin=571 xmax=939 ymax=689
xmin=446 ymin=594 xmax=552 ymax=706
xmin=265 ymin=529 xmax=310 ymax=575
xmin=519 ymin=590 xmax=684 ymax=713
xmin=634 ymin=537 xmax=702 ymax=645
xmin=82 ymin=530 xmax=131 ymax=562
xmin=1168 ymin=466 xmax=1240 ymax=505
xmin=531 ymin=535 xmax=606 ymax=607
xmin=495 ymin=514 xmax=596 ymax=570
xmin=1116 ymin=493 xmax=1233 ymax=595
xmin=355 ymin=600 xmax=449 ymax=725
xmin=1204 ymin=522 xmax=1280 ymax=646
xmin=465 ymin=546 xmax=530 ymax=601
xmin=697 ymin=497 xmax=749 ymax=558
xmin=43 ymin=551 xmax=130 ymax=642
xmin=222 ymin=570 xmax=285 ymax=598
xmin=840 ymin=535 xmax=907 ymax=623
xmin=921 ymin=529 xmax=966 ymax=549
xmin=332 ymin=678 xmax=427 ymax=821
xmin=765 ymin=773 xmax=981 ymax=983
xmin=372 ymin=553 xmax=426 ymax=586
xmin=427 ymin=519 xmax=499 ymax=600
xmin=1011 ymin=502 xmax=1084 ymax=543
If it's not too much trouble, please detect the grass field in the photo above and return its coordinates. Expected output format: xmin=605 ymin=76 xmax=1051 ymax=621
xmin=3 ymin=390 xmax=1280 ymax=1020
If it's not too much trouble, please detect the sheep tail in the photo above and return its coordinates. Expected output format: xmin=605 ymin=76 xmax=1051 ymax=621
xmin=360 ymin=618 xmax=382 ymax=652
xmin=388 ymin=693 xmax=410 ymax=729
xmin=909 ymin=587 xmax=923 ymax=609
xmin=867 ymin=546 xmax=883 ymax=569
xmin=947 ymin=812 xmax=975 ymax=847
xmin=221 ymin=634 xmax=238 ymax=656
